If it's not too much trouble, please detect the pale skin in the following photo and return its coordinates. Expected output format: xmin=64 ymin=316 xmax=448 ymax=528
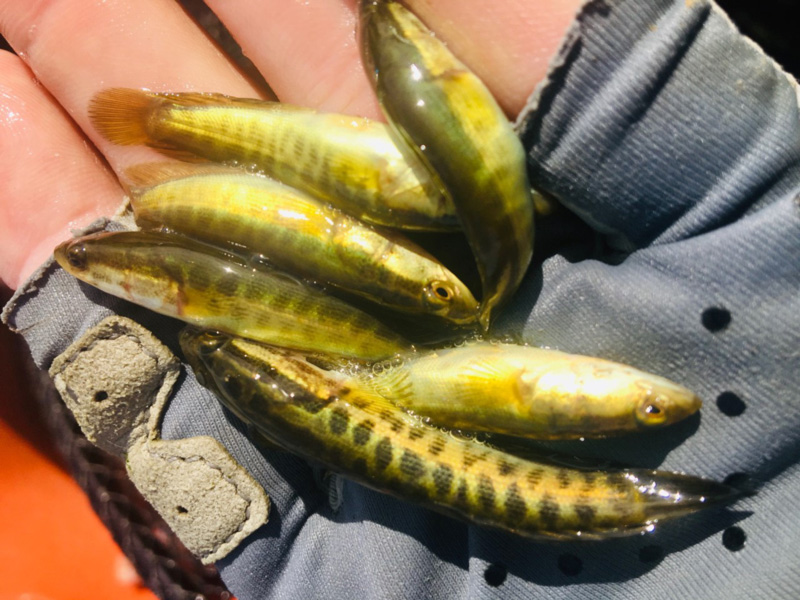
xmin=0 ymin=0 xmax=580 ymax=290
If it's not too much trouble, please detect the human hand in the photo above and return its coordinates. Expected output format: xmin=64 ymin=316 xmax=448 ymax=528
xmin=2 ymin=0 xmax=799 ymax=598
xmin=0 ymin=0 xmax=579 ymax=290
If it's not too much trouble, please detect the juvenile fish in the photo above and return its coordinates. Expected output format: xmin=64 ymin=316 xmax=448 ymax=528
xmin=358 ymin=343 xmax=702 ymax=439
xmin=359 ymin=0 xmax=535 ymax=328
xmin=127 ymin=163 xmax=478 ymax=325
xmin=181 ymin=329 xmax=741 ymax=540
xmin=89 ymin=89 xmax=457 ymax=231
xmin=53 ymin=231 xmax=411 ymax=360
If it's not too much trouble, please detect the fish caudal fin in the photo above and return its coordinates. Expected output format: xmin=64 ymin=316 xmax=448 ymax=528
xmin=89 ymin=88 xmax=160 ymax=146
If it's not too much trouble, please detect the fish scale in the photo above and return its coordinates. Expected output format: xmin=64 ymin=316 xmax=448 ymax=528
xmin=181 ymin=330 xmax=742 ymax=540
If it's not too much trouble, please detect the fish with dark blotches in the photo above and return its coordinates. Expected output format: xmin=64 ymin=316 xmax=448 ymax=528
xmin=53 ymin=230 xmax=411 ymax=361
xmin=181 ymin=329 xmax=742 ymax=540
xmin=358 ymin=342 xmax=702 ymax=439
xmin=359 ymin=0 xmax=535 ymax=329
xmin=89 ymin=89 xmax=457 ymax=231
xmin=126 ymin=162 xmax=478 ymax=325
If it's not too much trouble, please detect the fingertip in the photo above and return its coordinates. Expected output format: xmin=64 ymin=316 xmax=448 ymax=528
xmin=0 ymin=51 xmax=123 ymax=289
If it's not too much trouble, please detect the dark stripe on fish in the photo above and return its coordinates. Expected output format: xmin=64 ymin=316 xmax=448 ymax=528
xmin=538 ymin=494 xmax=560 ymax=528
xmin=353 ymin=420 xmax=374 ymax=446
xmin=375 ymin=437 xmax=394 ymax=471
xmin=329 ymin=407 xmax=350 ymax=435
xmin=478 ymin=475 xmax=497 ymax=512
xmin=433 ymin=464 xmax=454 ymax=496
xmin=505 ymin=483 xmax=527 ymax=523
xmin=400 ymin=450 xmax=425 ymax=480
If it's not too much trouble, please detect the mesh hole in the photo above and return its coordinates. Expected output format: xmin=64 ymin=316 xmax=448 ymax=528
xmin=723 ymin=526 xmax=746 ymax=551
xmin=702 ymin=307 xmax=731 ymax=332
xmin=716 ymin=392 xmax=746 ymax=416
xmin=483 ymin=563 xmax=507 ymax=587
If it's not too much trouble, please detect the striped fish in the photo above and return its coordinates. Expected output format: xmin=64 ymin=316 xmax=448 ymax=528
xmin=126 ymin=162 xmax=478 ymax=325
xmin=89 ymin=89 xmax=457 ymax=231
xmin=181 ymin=329 xmax=742 ymax=540
xmin=54 ymin=231 xmax=411 ymax=360
xmin=359 ymin=0 xmax=535 ymax=328
xmin=357 ymin=342 xmax=702 ymax=439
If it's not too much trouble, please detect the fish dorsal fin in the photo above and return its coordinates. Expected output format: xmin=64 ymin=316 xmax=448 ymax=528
xmin=124 ymin=161 xmax=252 ymax=191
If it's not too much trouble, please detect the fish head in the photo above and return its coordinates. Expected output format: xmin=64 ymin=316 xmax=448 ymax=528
xmin=421 ymin=277 xmax=480 ymax=325
xmin=631 ymin=376 xmax=702 ymax=429
xmin=54 ymin=237 xmax=91 ymax=274
xmin=179 ymin=327 xmax=231 ymax=390
xmin=54 ymin=231 xmax=182 ymax=309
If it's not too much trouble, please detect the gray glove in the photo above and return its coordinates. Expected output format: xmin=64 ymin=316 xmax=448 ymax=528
xmin=5 ymin=0 xmax=799 ymax=598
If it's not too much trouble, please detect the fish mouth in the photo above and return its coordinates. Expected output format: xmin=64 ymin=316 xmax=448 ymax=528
xmin=635 ymin=383 xmax=703 ymax=428
xmin=53 ymin=240 xmax=69 ymax=269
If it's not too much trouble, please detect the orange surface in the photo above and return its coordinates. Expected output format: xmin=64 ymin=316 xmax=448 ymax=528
xmin=0 ymin=323 xmax=157 ymax=600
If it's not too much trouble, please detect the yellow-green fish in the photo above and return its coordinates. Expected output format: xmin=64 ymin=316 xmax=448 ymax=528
xmin=89 ymin=89 xmax=457 ymax=231
xmin=181 ymin=329 xmax=741 ymax=540
xmin=54 ymin=231 xmax=411 ymax=360
xmin=358 ymin=343 xmax=702 ymax=439
xmin=359 ymin=0 xmax=535 ymax=328
xmin=126 ymin=162 xmax=478 ymax=325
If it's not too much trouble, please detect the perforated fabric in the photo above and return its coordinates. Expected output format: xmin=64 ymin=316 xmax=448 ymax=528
xmin=4 ymin=0 xmax=799 ymax=597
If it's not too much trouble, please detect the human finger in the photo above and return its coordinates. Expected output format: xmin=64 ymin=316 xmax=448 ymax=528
xmin=0 ymin=51 xmax=121 ymax=289
xmin=202 ymin=0 xmax=581 ymax=117
xmin=0 ymin=0 xmax=262 ymax=173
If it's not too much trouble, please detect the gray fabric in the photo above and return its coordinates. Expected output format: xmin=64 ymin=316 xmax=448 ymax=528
xmin=4 ymin=0 xmax=800 ymax=597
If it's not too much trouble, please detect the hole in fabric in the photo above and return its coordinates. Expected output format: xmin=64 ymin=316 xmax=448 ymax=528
xmin=483 ymin=563 xmax=507 ymax=587
xmin=701 ymin=307 xmax=731 ymax=332
xmin=176 ymin=505 xmax=188 ymax=514
xmin=557 ymin=554 xmax=582 ymax=576
xmin=716 ymin=392 xmax=746 ymax=416
xmin=723 ymin=526 xmax=746 ymax=551
xmin=93 ymin=390 xmax=109 ymax=402
xmin=638 ymin=545 xmax=664 ymax=563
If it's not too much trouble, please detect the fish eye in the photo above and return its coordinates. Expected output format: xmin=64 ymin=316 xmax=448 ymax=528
xmin=636 ymin=396 xmax=668 ymax=425
xmin=193 ymin=369 xmax=208 ymax=387
xmin=198 ymin=331 xmax=227 ymax=355
xmin=424 ymin=281 xmax=455 ymax=307
xmin=66 ymin=244 xmax=88 ymax=270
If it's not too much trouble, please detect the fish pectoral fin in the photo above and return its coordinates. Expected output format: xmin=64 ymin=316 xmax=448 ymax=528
xmin=359 ymin=367 xmax=415 ymax=404
xmin=457 ymin=356 xmax=527 ymax=404
xmin=344 ymin=384 xmax=421 ymax=426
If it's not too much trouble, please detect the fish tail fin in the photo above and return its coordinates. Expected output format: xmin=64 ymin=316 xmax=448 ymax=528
xmin=89 ymin=88 xmax=161 ymax=146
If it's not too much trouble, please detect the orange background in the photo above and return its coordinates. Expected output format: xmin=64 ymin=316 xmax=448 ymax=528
xmin=0 ymin=321 xmax=157 ymax=600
